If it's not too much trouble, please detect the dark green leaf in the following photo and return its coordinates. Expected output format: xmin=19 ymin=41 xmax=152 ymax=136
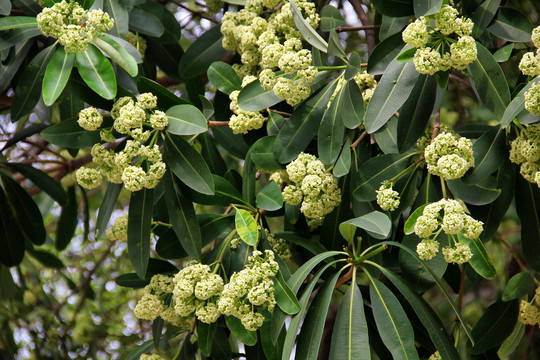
xmin=166 ymin=104 xmax=208 ymax=135
xmin=287 ymin=251 xmax=344 ymax=292
xmin=104 ymin=0 xmax=128 ymax=37
xmin=95 ymin=183 xmax=122 ymax=239
xmin=320 ymin=5 xmax=345 ymax=32
xmin=267 ymin=111 xmax=286 ymax=135
xmin=198 ymin=322 xmax=217 ymax=356
xmin=93 ymin=35 xmax=138 ymax=76
xmin=340 ymin=211 xmax=392 ymax=239
xmin=471 ymin=300 xmax=519 ymax=354
xmin=446 ymin=176 xmax=501 ymax=206
xmin=256 ymin=181 xmax=283 ymax=211
xmin=238 ymin=79 xmax=282 ymax=111
xmin=199 ymin=133 xmax=227 ymax=176
xmin=365 ymin=60 xmax=419 ymax=133
xmin=138 ymin=0 xmax=181 ymax=44
xmin=371 ymin=0 xmax=414 ymax=16
xmin=367 ymin=32 xmax=405 ymax=75
xmin=487 ymin=8 xmax=533 ymax=42
xmin=380 ymin=15 xmax=410 ymax=41
xmin=0 ymin=188 xmax=25 ymax=267
xmin=502 ymin=271 xmax=535 ymax=302
xmin=502 ymin=77 xmax=540 ymax=127
xmin=208 ymin=61 xmax=242 ymax=95
xmin=128 ymin=8 xmax=164 ymax=37
xmin=290 ymin=0 xmax=328 ymax=52
xmin=471 ymin=0 xmax=501 ymax=38
xmin=155 ymin=228 xmax=188 ymax=259
xmin=319 ymin=85 xmax=346 ymax=165
xmin=42 ymin=47 xmax=75 ymax=106
xmin=458 ymin=234 xmax=496 ymax=279
xmin=328 ymin=29 xmax=346 ymax=57
xmin=0 ymin=27 xmax=40 ymax=52
xmin=76 ymin=45 xmax=116 ymax=99
xmin=515 ymin=176 xmax=540 ymax=272
xmin=493 ymin=43 xmax=514 ymax=62
xmin=28 ymin=249 xmax=64 ymax=268
xmin=0 ymin=16 xmax=37 ymax=30
xmin=250 ymin=135 xmax=283 ymax=171
xmin=272 ymin=271 xmax=300 ymax=315
xmin=333 ymin=138 xmax=352 ymax=177
xmin=466 ymin=127 xmax=506 ymax=183
xmin=152 ymin=317 xmax=164 ymax=350
xmin=414 ymin=0 xmax=443 ymax=16
xmin=137 ymin=77 xmax=191 ymax=109
xmin=344 ymin=52 xmax=362 ymax=80
xmin=373 ymin=115 xmax=399 ymax=154
xmin=163 ymin=132 xmax=215 ymax=195
xmin=235 ymin=208 xmax=258 ymax=246
xmin=41 ymin=119 xmax=104 ymax=148
xmin=128 ymin=188 xmax=154 ymax=278
xmin=226 ymin=316 xmax=258 ymax=346
xmin=467 ymin=42 xmax=510 ymax=118
xmin=178 ymin=25 xmax=226 ymax=80
xmin=0 ymin=40 xmax=34 ymax=94
xmin=396 ymin=47 xmax=416 ymax=62
xmin=180 ymin=174 xmax=246 ymax=206
xmin=56 ymin=186 xmax=78 ymax=251
xmin=4 ymin=163 xmax=67 ymax=205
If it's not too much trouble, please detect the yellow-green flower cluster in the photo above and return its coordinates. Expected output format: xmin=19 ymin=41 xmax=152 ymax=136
xmin=126 ymin=31 xmax=147 ymax=57
xmin=509 ymin=123 xmax=540 ymax=186
xmin=266 ymin=230 xmax=291 ymax=261
xmin=518 ymin=289 xmax=540 ymax=326
xmin=37 ymin=0 xmax=114 ymax=53
xmin=218 ymin=250 xmax=278 ymax=331
xmin=75 ymin=93 xmax=168 ymax=191
xmin=402 ymin=5 xmax=476 ymax=75
xmin=221 ymin=0 xmax=319 ymax=107
xmin=228 ymin=89 xmax=265 ymax=134
xmin=105 ymin=214 xmax=127 ymax=241
xmin=525 ymin=82 xmax=540 ymax=116
xmin=279 ymin=152 xmax=341 ymax=229
xmin=424 ymin=132 xmax=474 ymax=180
xmin=376 ymin=181 xmax=400 ymax=212
xmin=428 ymin=351 xmax=442 ymax=360
xmin=518 ymin=26 xmax=540 ymax=78
xmin=441 ymin=242 xmax=472 ymax=264
xmin=140 ymin=355 xmax=164 ymax=360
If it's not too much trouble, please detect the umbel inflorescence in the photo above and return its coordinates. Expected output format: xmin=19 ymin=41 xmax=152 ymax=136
xmin=402 ymin=5 xmax=477 ymax=75
xmin=75 ymin=93 xmax=167 ymax=192
xmin=37 ymin=0 xmax=114 ymax=53
xmin=424 ymin=131 xmax=475 ymax=180
xmin=518 ymin=286 xmax=540 ymax=327
xmin=519 ymin=26 xmax=540 ymax=115
xmin=509 ymin=122 xmax=540 ymax=187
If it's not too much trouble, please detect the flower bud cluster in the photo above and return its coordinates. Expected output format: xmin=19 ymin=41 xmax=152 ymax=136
xmin=37 ymin=0 xmax=114 ymax=53
xmin=376 ymin=181 xmax=400 ymax=212
xmin=278 ymin=152 xmax=341 ymax=229
xmin=424 ymin=132 xmax=474 ymax=180
xmin=402 ymin=5 xmax=477 ymax=75
xmin=228 ymin=90 xmax=265 ymax=134
xmin=265 ymin=230 xmax=291 ymax=261
xmin=75 ymin=93 xmax=168 ymax=191
xmin=518 ymin=289 xmax=540 ymax=326
xmin=140 ymin=355 xmax=164 ymax=360
xmin=441 ymin=242 xmax=473 ymax=264
xmin=221 ymin=0 xmax=320 ymax=107
xmin=518 ymin=26 xmax=540 ymax=81
xmin=105 ymin=214 xmax=128 ymax=241
xmin=327 ymin=71 xmax=377 ymax=108
xmin=218 ymin=250 xmax=278 ymax=331
xmin=509 ymin=123 xmax=540 ymax=186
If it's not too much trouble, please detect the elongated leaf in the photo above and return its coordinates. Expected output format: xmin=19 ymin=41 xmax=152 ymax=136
xmin=502 ymin=271 xmax=535 ymax=302
xmin=76 ymin=44 xmax=116 ymax=99
xmin=413 ymin=0 xmax=443 ymax=17
xmin=515 ymin=176 xmax=540 ymax=272
xmin=273 ymin=271 xmax=300 ymax=315
xmin=498 ymin=320 xmax=525 ymax=358
xmin=0 ymin=187 xmax=25 ymax=267
xmin=235 ymin=208 xmax=258 ymax=246
xmin=56 ymin=186 xmax=78 ymax=251
xmin=502 ymin=77 xmax=540 ymax=127
xmin=275 ymin=80 xmax=338 ymax=163
xmin=11 ymin=45 xmax=55 ymax=121
xmin=198 ymin=322 xmax=217 ymax=356
xmin=340 ymin=211 xmax=392 ymax=239
xmin=290 ymin=0 xmax=328 ymax=52
xmin=296 ymin=270 xmax=342 ymax=360
xmin=367 ymin=32 xmax=405 ymax=75
xmin=178 ymin=25 xmax=226 ymax=80
xmin=163 ymin=132 xmax=215 ymax=195
xmin=43 ymin=47 xmax=75 ymax=106
xmin=138 ymin=0 xmax=181 ymax=44
xmin=238 ymin=79 xmax=282 ymax=111
xmin=128 ymin=188 xmax=154 ymax=278
xmin=0 ymin=40 xmax=34 ymax=94
xmin=466 ymin=126 xmax=506 ymax=183
xmin=0 ymin=27 xmax=40 ymax=52
xmin=104 ymin=0 xmax=128 ymax=37
xmin=208 ymin=61 xmax=242 ymax=95
xmin=493 ymin=43 xmax=514 ymax=62
xmin=93 ymin=35 xmax=138 ymax=76
xmin=319 ymin=84 xmax=346 ymax=165
xmin=471 ymin=299 xmax=519 ymax=354
xmin=458 ymin=234 xmax=496 ymax=279
xmin=403 ymin=205 xmax=427 ymax=235
xmin=287 ymin=251 xmax=344 ymax=292
xmin=256 ymin=181 xmax=283 ymax=211
xmin=250 ymin=136 xmax=283 ymax=171
xmin=163 ymin=170 xmax=202 ymax=260
xmin=487 ymin=8 xmax=533 ymax=42
xmin=365 ymin=60 xmax=419 ymax=133
xmin=226 ymin=316 xmax=257 ymax=346
xmin=368 ymin=277 xmax=419 ymax=360
xmin=180 ymin=174 xmax=246 ymax=207
xmin=4 ymin=163 xmax=67 ymax=205
xmin=0 ymin=16 xmax=37 ymax=30
xmin=468 ymin=42 xmax=510 ymax=118
xmin=472 ymin=0 xmax=501 ymax=38
xmin=1 ymin=175 xmax=45 ymax=245
xmin=137 ymin=77 xmax=191 ymax=109
xmin=380 ymin=15 xmax=410 ymax=41
xmin=446 ymin=177 xmax=500 ymax=206
xmin=320 ymin=5 xmax=345 ymax=32
xmin=41 ymin=119 xmax=104 ymax=148
xmin=156 ymin=229 xmax=188 ymax=259
xmin=166 ymin=104 xmax=208 ymax=135
xmin=95 ymin=183 xmax=122 ymax=239
xmin=333 ymin=138 xmax=352 ymax=177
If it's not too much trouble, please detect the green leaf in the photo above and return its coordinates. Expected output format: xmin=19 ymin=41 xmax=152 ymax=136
xmin=467 ymin=42 xmax=510 ymax=118
xmin=137 ymin=77 xmax=191 ymax=109
xmin=493 ymin=43 xmax=514 ymax=62
xmin=275 ymin=80 xmax=339 ymax=163
xmin=128 ymin=8 xmax=164 ymax=37
xmin=11 ymin=45 xmax=56 ymax=121
xmin=371 ymin=0 xmax=414 ymax=16
xmin=198 ymin=322 xmax=217 ymax=356
xmin=373 ymin=116 xmax=399 ymax=154
xmin=95 ymin=183 xmax=122 ymax=239
xmin=353 ymin=153 xmax=415 ymax=201
xmin=328 ymin=28 xmax=346 ymax=57
xmin=296 ymin=270 xmax=342 ymax=360
xmin=329 ymin=281 xmax=370 ymax=360
xmin=515 ymin=176 xmax=540 ymax=272
xmin=256 ymin=181 xmax=283 ymax=211
xmin=56 ymin=186 xmax=78 ymax=251
xmin=93 ymin=35 xmax=138 ymax=77
xmin=4 ymin=163 xmax=67 ymax=205
xmin=364 ymin=59 xmax=419 ymax=133
xmin=166 ymin=104 xmax=208 ymax=135
xmin=0 ymin=27 xmax=41 ymax=52
xmin=380 ymin=15 xmax=410 ymax=41
xmin=163 ymin=170 xmax=202 ymax=260
xmin=320 ymin=5 xmax=345 ymax=32
xmin=413 ymin=0 xmax=443 ymax=17
xmin=180 ymin=174 xmax=246 ymax=207
xmin=502 ymin=271 xmax=535 ymax=302
xmin=333 ymin=138 xmax=352 ymax=177
xmin=466 ymin=126 xmax=506 ymax=183
xmin=0 ymin=39 xmax=34 ymax=94
xmin=368 ymin=277 xmax=419 ymax=360
xmin=319 ymin=85 xmax=345 ymax=165
xmin=128 ymin=188 xmax=154 ymax=279
xmin=344 ymin=52 xmax=362 ymax=80
xmin=272 ymin=271 xmax=300 ymax=315
xmin=238 ymin=79 xmax=282 ymax=111
xmin=235 ymin=208 xmax=258 ymax=246
xmin=458 ymin=234 xmax=496 ymax=279
xmin=471 ymin=299 xmax=519 ymax=354
xmin=0 ymin=175 xmax=45 ymax=245
xmin=487 ymin=8 xmax=533 ymax=42
xmin=104 ymin=0 xmax=128 ymax=37
xmin=502 ymin=77 xmax=540 ymax=127
xmin=28 ymin=249 xmax=64 ymax=268
xmin=156 ymin=229 xmax=188 ymax=259
xmin=0 ymin=187 xmax=25 ymax=267
xmin=396 ymin=47 xmax=416 ymax=62
xmin=76 ymin=45 xmax=116 ymax=99
xmin=178 ymin=25 xmax=226 ymax=80
xmin=138 ymin=0 xmax=181 ymax=44
xmin=208 ymin=61 xmax=242 ymax=95
xmin=290 ymin=0 xmax=328 ymax=52
xmin=0 ymin=16 xmax=37 ymax=30
xmin=0 ymin=0 xmax=11 ymax=15
xmin=403 ymin=205 xmax=427 ymax=235
xmin=471 ymin=0 xmax=501 ymax=38
xmin=250 ymin=136 xmax=283 ymax=172
xmin=340 ymin=211 xmax=392 ymax=239
xmin=367 ymin=32 xmax=405 ymax=75
xmin=497 ymin=320 xmax=525 ymax=358
xmin=287 ymin=251 xmax=344 ymax=292
xmin=42 ymin=47 xmax=75 ymax=106
xmin=41 ymin=119 xmax=104 ymax=148
xmin=446 ymin=176 xmax=501 ymax=206
xmin=226 ymin=316 xmax=258 ymax=346
xmin=163 ymin=132 xmax=215 ymax=195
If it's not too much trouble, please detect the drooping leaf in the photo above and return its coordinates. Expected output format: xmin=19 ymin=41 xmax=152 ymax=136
xmin=41 ymin=119 xmax=106 ymax=148
xmin=93 ymin=35 xmax=138 ymax=76
xmin=256 ymin=181 xmax=283 ymax=211
xmin=95 ymin=183 xmax=122 ymax=239
xmin=104 ymin=0 xmax=128 ymax=37
xmin=178 ymin=25 xmax=226 ymax=80
xmin=471 ymin=299 xmax=519 ymax=354
xmin=272 ymin=271 xmax=300 ymax=315
xmin=155 ymin=229 xmax=188 ymax=260
xmin=0 ymin=16 xmax=37 ymax=30
xmin=333 ymin=137 xmax=352 ymax=177
xmin=138 ymin=0 xmax=181 ymax=44
xmin=487 ymin=8 xmax=533 ymax=42
xmin=56 ymin=186 xmax=78 ymax=251
xmin=373 ymin=116 xmax=399 ymax=154
xmin=128 ymin=188 xmax=154 ymax=279
xmin=128 ymin=8 xmax=164 ymax=37
xmin=4 ymin=163 xmax=67 ymax=205
xmin=319 ymin=85 xmax=346 ymax=165
xmin=237 ymin=79 xmax=282 ymax=111
xmin=458 ymin=234 xmax=496 ymax=280
xmin=42 ymin=47 xmax=75 ymax=106
xmin=289 ymin=0 xmax=328 ymax=52
xmin=198 ymin=322 xmax=217 ymax=356
xmin=380 ymin=15 xmax=410 ymax=41
xmin=28 ymin=249 xmax=64 ymax=268
xmin=226 ymin=316 xmax=258 ymax=346
xmin=166 ymin=104 xmax=208 ymax=135
xmin=367 ymin=32 xmax=405 ymax=75
xmin=76 ymin=44 xmax=117 ymax=99
xmin=471 ymin=0 xmax=501 ymax=38
xmin=502 ymin=271 xmax=535 ymax=302
xmin=0 ymin=27 xmax=40 ymax=52
xmin=413 ymin=0 xmax=443 ymax=17
xmin=501 ymin=77 xmax=540 ymax=127
xmin=466 ymin=126 xmax=506 ymax=183
xmin=327 ymin=29 xmax=346 ymax=57
xmin=340 ymin=211 xmax=392 ymax=240
xmin=0 ymin=40 xmax=34 ymax=94
xmin=446 ymin=176 xmax=501 ymax=206
xmin=320 ymin=5 xmax=345 ymax=31
xmin=235 ymin=208 xmax=258 ymax=246
xmin=208 ymin=61 xmax=242 ymax=95
xmin=250 ymin=136 xmax=283 ymax=171
xmin=180 ymin=174 xmax=246 ymax=207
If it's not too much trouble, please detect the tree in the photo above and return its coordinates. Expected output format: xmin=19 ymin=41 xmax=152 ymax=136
xmin=1 ymin=0 xmax=540 ymax=358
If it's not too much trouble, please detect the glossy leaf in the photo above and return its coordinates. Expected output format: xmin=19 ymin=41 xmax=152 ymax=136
xmin=156 ymin=229 xmax=188 ymax=259
xmin=446 ymin=176 xmax=501 ymax=206
xmin=208 ymin=61 xmax=242 ymax=95
xmin=466 ymin=126 xmax=506 ymax=184
xmin=493 ymin=43 xmax=514 ymax=62
xmin=250 ymin=136 xmax=283 ymax=171
xmin=235 ymin=208 xmax=258 ymax=246
xmin=95 ymin=183 xmax=122 ymax=239
xmin=290 ymin=0 xmax=328 ymax=52
xmin=41 ymin=119 xmax=103 ymax=148
xmin=128 ymin=8 xmax=164 ymax=37
xmin=320 ymin=5 xmax=345 ymax=31
xmin=56 ymin=186 xmax=78 ymax=251
xmin=43 ymin=47 xmax=75 ymax=106
xmin=380 ymin=15 xmax=410 ymax=41
xmin=0 ymin=27 xmax=40 ymax=52
xmin=93 ymin=35 xmax=138 ymax=76
xmin=178 ymin=25 xmax=226 ymax=80
xmin=502 ymin=77 xmax=540 ymax=127
xmin=287 ymin=251 xmax=344 ymax=293
xmin=319 ymin=85 xmax=345 ymax=165
xmin=4 ymin=163 xmax=67 ymax=205
xmin=104 ymin=0 xmax=128 ymax=37
xmin=413 ymin=0 xmax=443 ymax=16
xmin=138 ymin=0 xmax=181 ymax=44
xmin=166 ymin=104 xmax=208 ymax=135
xmin=272 ymin=271 xmax=300 ymax=315
xmin=180 ymin=174 xmax=246 ymax=207
xmin=458 ymin=234 xmax=496 ymax=279
xmin=0 ymin=16 xmax=37 ymax=30
xmin=226 ymin=316 xmax=257 ymax=346
xmin=467 ymin=42 xmax=510 ymax=118
xmin=515 ymin=176 xmax=540 ymax=272
xmin=76 ymin=44 xmax=116 ymax=99
xmin=364 ymin=59 xmax=419 ymax=133
xmin=163 ymin=170 xmax=202 ymax=260
xmin=471 ymin=0 xmax=501 ymax=38
xmin=0 ymin=187 xmax=25 ymax=267
xmin=128 ymin=188 xmax=154 ymax=279
xmin=163 ymin=132 xmax=215 ymax=195
xmin=373 ymin=116 xmax=398 ymax=154
xmin=502 ymin=271 xmax=535 ymax=302
xmin=137 ymin=77 xmax=191 ymax=109
xmin=367 ymin=32 xmax=405 ymax=75
xmin=333 ymin=137 xmax=352 ymax=177
xmin=340 ymin=211 xmax=392 ymax=240
xmin=238 ymin=79 xmax=282 ymax=111
xmin=487 ymin=8 xmax=533 ymax=42
xmin=403 ymin=205 xmax=427 ymax=235
xmin=471 ymin=299 xmax=519 ymax=354
xmin=256 ymin=181 xmax=283 ymax=211
xmin=0 ymin=40 xmax=34 ymax=94
xmin=198 ymin=322 xmax=217 ymax=356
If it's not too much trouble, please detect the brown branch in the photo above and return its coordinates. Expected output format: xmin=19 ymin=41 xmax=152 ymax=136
xmin=351 ymin=130 xmax=368 ymax=148
xmin=170 ymin=0 xmax=219 ymax=23
xmin=431 ymin=111 xmax=441 ymax=141
xmin=269 ymin=109 xmax=292 ymax=117
xmin=449 ymin=73 xmax=472 ymax=89
xmin=497 ymin=234 xmax=528 ymax=272
xmin=347 ymin=0 xmax=376 ymax=54
xmin=336 ymin=25 xmax=381 ymax=32
xmin=208 ymin=120 xmax=230 ymax=127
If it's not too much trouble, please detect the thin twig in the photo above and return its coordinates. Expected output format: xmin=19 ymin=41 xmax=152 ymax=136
xmin=431 ymin=111 xmax=441 ymax=141
xmin=497 ymin=234 xmax=528 ymax=272
xmin=336 ymin=25 xmax=381 ymax=32
xmin=269 ymin=109 xmax=292 ymax=117
xmin=449 ymin=73 xmax=472 ymax=89
xmin=208 ymin=120 xmax=230 ymax=127
xmin=170 ymin=0 xmax=219 ymax=23
xmin=351 ymin=130 xmax=368 ymax=148
xmin=347 ymin=0 xmax=376 ymax=54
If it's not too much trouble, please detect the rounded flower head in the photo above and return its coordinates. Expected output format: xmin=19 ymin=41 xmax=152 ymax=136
xmin=518 ymin=300 xmax=540 ymax=326
xmin=532 ymin=26 xmax=540 ymax=49
xmin=434 ymin=5 xmax=459 ymax=35
xmin=106 ymin=214 xmax=128 ymax=241
xmin=122 ymin=165 xmax=147 ymax=192
xmin=450 ymin=36 xmax=477 ymax=70
xmin=137 ymin=93 xmax=157 ymax=110
xmin=416 ymin=239 xmax=440 ymax=260
xmin=376 ymin=182 xmax=400 ymax=212
xmin=402 ymin=17 xmax=428 ymax=48
xmin=442 ymin=243 xmax=472 ymax=264
xmin=78 ymin=107 xmax=103 ymax=131
xmin=525 ymin=82 xmax=540 ymax=116
xmin=134 ymin=293 xmax=164 ymax=320
xmin=424 ymin=132 xmax=474 ymax=180
xmin=519 ymin=52 xmax=540 ymax=77
xmin=413 ymin=47 xmax=445 ymax=75
xmin=76 ymin=167 xmax=102 ymax=189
